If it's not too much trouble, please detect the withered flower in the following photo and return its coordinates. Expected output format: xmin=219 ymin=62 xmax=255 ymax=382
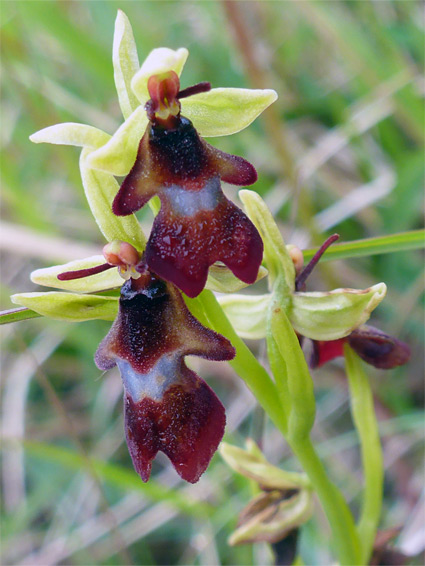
xmin=113 ymin=71 xmax=263 ymax=297
xmin=311 ymin=325 xmax=411 ymax=370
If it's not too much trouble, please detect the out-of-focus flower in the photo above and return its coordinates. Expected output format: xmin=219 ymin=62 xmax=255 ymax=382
xmin=220 ymin=440 xmax=313 ymax=550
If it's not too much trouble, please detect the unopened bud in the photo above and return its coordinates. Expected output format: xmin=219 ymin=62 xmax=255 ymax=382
xmin=103 ymin=241 xmax=141 ymax=281
xmin=286 ymin=245 xmax=304 ymax=274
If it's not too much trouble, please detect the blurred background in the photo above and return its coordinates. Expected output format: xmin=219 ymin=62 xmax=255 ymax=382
xmin=1 ymin=2 xmax=424 ymax=564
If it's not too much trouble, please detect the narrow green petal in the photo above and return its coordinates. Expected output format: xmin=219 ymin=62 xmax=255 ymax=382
xmin=206 ymin=265 xmax=267 ymax=294
xmin=11 ymin=292 xmax=118 ymax=322
xmin=219 ymin=293 xmax=270 ymax=339
xmin=80 ymin=148 xmax=146 ymax=250
xmin=182 ymin=88 xmax=277 ymax=137
xmin=31 ymin=256 xmax=123 ymax=293
xmin=30 ymin=123 xmax=110 ymax=148
xmin=290 ymin=283 xmax=387 ymax=341
xmin=131 ymin=47 xmax=188 ymax=104
xmin=113 ymin=10 xmax=140 ymax=119
xmin=239 ymin=190 xmax=295 ymax=292
xmin=86 ymin=106 xmax=147 ymax=176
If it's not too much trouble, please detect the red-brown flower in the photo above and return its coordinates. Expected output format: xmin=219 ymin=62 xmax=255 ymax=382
xmin=311 ymin=325 xmax=411 ymax=370
xmin=112 ymin=71 xmax=263 ymax=297
xmin=95 ymin=269 xmax=235 ymax=482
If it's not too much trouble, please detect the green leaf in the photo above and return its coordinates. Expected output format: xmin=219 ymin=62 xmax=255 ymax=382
xmin=131 ymin=47 xmax=188 ymax=103
xmin=290 ymin=283 xmax=387 ymax=341
xmin=30 ymin=123 xmax=111 ymax=149
xmin=302 ymin=230 xmax=425 ymax=263
xmin=0 ymin=307 xmax=41 ymax=325
xmin=80 ymin=148 xmax=146 ymax=250
xmin=11 ymin=292 xmax=118 ymax=322
xmin=86 ymin=106 xmax=147 ymax=176
xmin=31 ymin=256 xmax=123 ymax=293
xmin=113 ymin=10 xmax=140 ymax=119
xmin=182 ymin=88 xmax=277 ymax=137
xmin=206 ymin=264 xmax=267 ymax=294
xmin=239 ymin=189 xmax=295 ymax=292
xmin=218 ymin=293 xmax=270 ymax=339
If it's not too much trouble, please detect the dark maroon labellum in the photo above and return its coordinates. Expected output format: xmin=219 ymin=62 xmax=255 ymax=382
xmin=95 ymin=272 xmax=235 ymax=482
xmin=112 ymin=75 xmax=263 ymax=297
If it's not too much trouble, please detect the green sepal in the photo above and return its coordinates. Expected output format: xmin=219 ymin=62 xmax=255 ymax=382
xmin=80 ymin=148 xmax=146 ymax=251
xmin=131 ymin=47 xmax=188 ymax=104
xmin=218 ymin=293 xmax=270 ymax=339
xmin=113 ymin=10 xmax=140 ymax=119
xmin=207 ymin=265 xmax=267 ymax=295
xmin=182 ymin=88 xmax=277 ymax=137
xmin=220 ymin=441 xmax=310 ymax=491
xmin=30 ymin=123 xmax=110 ymax=149
xmin=11 ymin=292 xmax=118 ymax=322
xmin=290 ymin=283 xmax=387 ymax=341
xmin=86 ymin=106 xmax=148 ymax=176
xmin=239 ymin=190 xmax=295 ymax=293
xmin=31 ymin=256 xmax=123 ymax=293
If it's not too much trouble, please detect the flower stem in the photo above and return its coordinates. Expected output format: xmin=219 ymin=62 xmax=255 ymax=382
xmin=195 ymin=290 xmax=286 ymax=433
xmin=345 ymin=345 xmax=384 ymax=563
xmin=288 ymin=436 xmax=363 ymax=565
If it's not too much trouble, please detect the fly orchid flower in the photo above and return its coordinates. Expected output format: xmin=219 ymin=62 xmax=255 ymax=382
xmin=113 ymin=70 xmax=263 ymax=297
xmin=218 ymin=191 xmax=407 ymax=368
xmin=29 ymin=11 xmax=276 ymax=295
xmin=17 ymin=240 xmax=236 ymax=483
xmin=96 ymin=266 xmax=235 ymax=483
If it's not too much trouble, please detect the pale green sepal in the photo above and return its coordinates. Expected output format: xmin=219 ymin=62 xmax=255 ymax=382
xmin=220 ymin=442 xmax=310 ymax=491
xmin=290 ymin=283 xmax=387 ymax=341
xmin=131 ymin=47 xmax=188 ymax=104
xmin=228 ymin=489 xmax=313 ymax=546
xmin=239 ymin=190 xmax=295 ymax=293
xmin=218 ymin=293 xmax=269 ymax=339
xmin=113 ymin=10 xmax=141 ymax=119
xmin=206 ymin=265 xmax=267 ymax=294
xmin=86 ymin=106 xmax=147 ymax=176
xmin=80 ymin=148 xmax=146 ymax=251
xmin=31 ymin=256 xmax=123 ymax=293
xmin=182 ymin=88 xmax=277 ymax=137
xmin=11 ymin=292 xmax=118 ymax=322
xmin=269 ymin=286 xmax=316 ymax=442
xmin=30 ymin=123 xmax=110 ymax=149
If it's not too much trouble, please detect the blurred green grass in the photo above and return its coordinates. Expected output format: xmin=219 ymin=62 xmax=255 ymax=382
xmin=1 ymin=2 xmax=424 ymax=564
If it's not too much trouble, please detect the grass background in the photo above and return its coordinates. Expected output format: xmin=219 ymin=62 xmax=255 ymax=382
xmin=1 ymin=1 xmax=424 ymax=564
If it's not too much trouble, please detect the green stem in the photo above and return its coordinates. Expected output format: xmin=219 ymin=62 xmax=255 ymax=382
xmin=289 ymin=437 xmax=363 ymax=565
xmin=195 ymin=290 xmax=286 ymax=433
xmin=201 ymin=290 xmax=362 ymax=564
xmin=345 ymin=346 xmax=384 ymax=564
